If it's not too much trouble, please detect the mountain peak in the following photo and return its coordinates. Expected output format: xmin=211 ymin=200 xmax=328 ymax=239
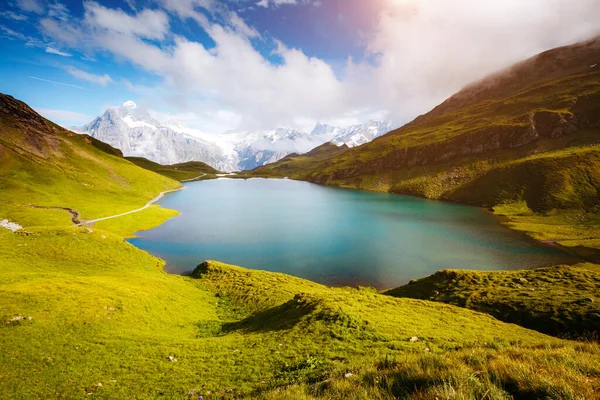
xmin=122 ymin=100 xmax=137 ymax=109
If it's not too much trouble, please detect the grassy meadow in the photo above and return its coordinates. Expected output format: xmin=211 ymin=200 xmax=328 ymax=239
xmin=2 ymin=225 xmax=600 ymax=399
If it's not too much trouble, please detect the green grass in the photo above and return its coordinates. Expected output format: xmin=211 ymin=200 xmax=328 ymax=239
xmin=386 ymin=264 xmax=600 ymax=340
xmin=2 ymin=226 xmax=600 ymax=399
xmin=0 ymin=126 xmax=180 ymax=223
xmin=262 ymin=344 xmax=600 ymax=399
xmin=4 ymin=225 xmax=600 ymax=399
xmin=126 ymin=156 xmax=220 ymax=181
xmin=93 ymin=204 xmax=180 ymax=238
xmin=244 ymin=143 xmax=350 ymax=179
xmin=493 ymin=201 xmax=600 ymax=250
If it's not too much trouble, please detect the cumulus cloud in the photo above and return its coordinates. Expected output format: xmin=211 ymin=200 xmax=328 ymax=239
xmin=66 ymin=66 xmax=113 ymax=85
xmin=35 ymin=0 xmax=600 ymax=132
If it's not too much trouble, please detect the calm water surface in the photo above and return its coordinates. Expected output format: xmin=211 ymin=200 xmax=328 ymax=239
xmin=129 ymin=178 xmax=575 ymax=289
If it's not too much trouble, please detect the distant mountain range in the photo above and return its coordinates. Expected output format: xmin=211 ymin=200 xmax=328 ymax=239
xmin=74 ymin=103 xmax=391 ymax=172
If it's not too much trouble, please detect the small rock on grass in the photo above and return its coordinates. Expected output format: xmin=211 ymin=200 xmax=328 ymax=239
xmin=6 ymin=315 xmax=33 ymax=324
xmin=409 ymin=336 xmax=419 ymax=342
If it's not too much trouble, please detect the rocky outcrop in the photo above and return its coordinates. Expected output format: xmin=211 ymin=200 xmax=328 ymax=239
xmin=531 ymin=111 xmax=578 ymax=138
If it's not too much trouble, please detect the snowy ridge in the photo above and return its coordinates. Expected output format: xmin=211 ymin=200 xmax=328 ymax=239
xmin=77 ymin=102 xmax=239 ymax=171
xmin=76 ymin=101 xmax=392 ymax=171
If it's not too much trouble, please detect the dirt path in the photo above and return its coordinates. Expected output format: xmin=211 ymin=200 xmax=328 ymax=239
xmin=78 ymin=187 xmax=184 ymax=226
xmin=78 ymin=173 xmax=212 ymax=225
xmin=180 ymin=173 xmax=206 ymax=182
xmin=30 ymin=205 xmax=81 ymax=224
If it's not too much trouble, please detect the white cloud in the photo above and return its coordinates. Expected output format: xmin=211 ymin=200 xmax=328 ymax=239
xmin=360 ymin=0 xmax=600 ymax=125
xmin=257 ymin=0 xmax=297 ymax=8
xmin=47 ymin=2 xmax=70 ymax=21
xmin=45 ymin=47 xmax=72 ymax=57
xmin=16 ymin=0 xmax=44 ymax=14
xmin=125 ymin=0 xmax=136 ymax=12
xmin=84 ymin=1 xmax=170 ymax=40
xmin=40 ymin=17 xmax=83 ymax=46
xmin=34 ymin=108 xmax=90 ymax=124
xmin=157 ymin=0 xmax=213 ymax=29
xmin=0 ymin=11 xmax=28 ymax=21
xmin=150 ymin=107 xmax=243 ymax=133
xmin=66 ymin=66 xmax=113 ymax=85
xmin=228 ymin=12 xmax=260 ymax=39
xmin=37 ymin=0 xmax=600 ymax=133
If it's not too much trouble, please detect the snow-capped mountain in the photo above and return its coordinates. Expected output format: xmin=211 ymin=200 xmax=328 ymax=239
xmin=75 ymin=101 xmax=392 ymax=171
xmin=227 ymin=121 xmax=391 ymax=170
xmin=312 ymin=120 xmax=392 ymax=147
xmin=224 ymin=128 xmax=328 ymax=170
xmin=75 ymin=102 xmax=239 ymax=171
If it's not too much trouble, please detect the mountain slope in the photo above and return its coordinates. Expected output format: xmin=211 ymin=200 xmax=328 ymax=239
xmin=125 ymin=157 xmax=220 ymax=181
xmin=386 ymin=264 xmax=600 ymax=339
xmin=307 ymin=37 xmax=600 ymax=199
xmin=247 ymin=142 xmax=350 ymax=178
xmin=228 ymin=127 xmax=323 ymax=170
xmin=0 ymin=93 xmax=180 ymax=226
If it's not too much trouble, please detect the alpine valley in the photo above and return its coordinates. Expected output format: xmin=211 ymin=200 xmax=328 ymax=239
xmin=2 ymin=3 xmax=600 ymax=399
xmin=74 ymin=102 xmax=391 ymax=172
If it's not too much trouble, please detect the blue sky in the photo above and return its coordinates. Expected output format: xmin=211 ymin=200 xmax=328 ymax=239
xmin=1 ymin=0 xmax=599 ymax=132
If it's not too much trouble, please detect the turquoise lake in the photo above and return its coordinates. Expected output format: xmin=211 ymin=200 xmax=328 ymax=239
xmin=129 ymin=178 xmax=576 ymax=289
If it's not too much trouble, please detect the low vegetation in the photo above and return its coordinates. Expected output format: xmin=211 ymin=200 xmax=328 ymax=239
xmin=246 ymin=142 xmax=350 ymax=179
xmin=386 ymin=265 xmax=600 ymax=340
xmin=262 ymin=343 xmax=600 ymax=399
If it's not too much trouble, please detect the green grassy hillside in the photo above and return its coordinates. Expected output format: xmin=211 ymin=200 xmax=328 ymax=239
xmin=126 ymin=156 xmax=220 ymax=181
xmin=2 ymin=226 xmax=600 ymax=398
xmin=247 ymin=37 xmax=600 ymax=254
xmin=246 ymin=142 xmax=350 ymax=178
xmin=386 ymin=264 xmax=600 ymax=340
xmin=0 ymin=93 xmax=181 ymax=229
